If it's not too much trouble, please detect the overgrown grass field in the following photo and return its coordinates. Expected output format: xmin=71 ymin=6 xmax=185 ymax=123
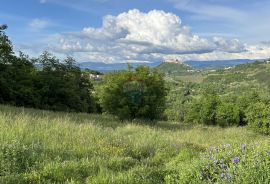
xmin=0 ymin=105 xmax=269 ymax=183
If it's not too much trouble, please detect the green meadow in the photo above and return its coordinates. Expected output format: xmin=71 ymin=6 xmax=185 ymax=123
xmin=1 ymin=105 xmax=269 ymax=183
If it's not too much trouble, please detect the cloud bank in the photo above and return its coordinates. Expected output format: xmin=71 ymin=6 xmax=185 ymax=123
xmin=22 ymin=9 xmax=270 ymax=63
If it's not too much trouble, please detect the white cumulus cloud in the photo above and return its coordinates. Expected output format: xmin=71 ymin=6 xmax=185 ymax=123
xmin=47 ymin=9 xmax=246 ymax=63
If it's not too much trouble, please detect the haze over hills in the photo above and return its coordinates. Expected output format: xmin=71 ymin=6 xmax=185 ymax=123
xmin=78 ymin=61 xmax=163 ymax=72
xmin=77 ymin=59 xmax=260 ymax=72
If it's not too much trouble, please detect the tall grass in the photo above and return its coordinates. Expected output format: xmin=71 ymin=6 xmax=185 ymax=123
xmin=0 ymin=105 xmax=269 ymax=183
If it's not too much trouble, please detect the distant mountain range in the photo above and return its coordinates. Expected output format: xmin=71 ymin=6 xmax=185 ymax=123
xmin=78 ymin=61 xmax=163 ymax=72
xmin=36 ymin=59 xmax=259 ymax=72
xmin=78 ymin=59 xmax=257 ymax=72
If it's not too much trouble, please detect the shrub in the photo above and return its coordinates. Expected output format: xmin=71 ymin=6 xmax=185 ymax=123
xmin=185 ymin=90 xmax=244 ymax=127
xmin=199 ymin=95 xmax=219 ymax=125
xmin=98 ymin=66 xmax=166 ymax=120
xmin=184 ymin=99 xmax=202 ymax=124
xmin=216 ymin=102 xmax=241 ymax=127
xmin=246 ymin=102 xmax=270 ymax=135
xmin=165 ymin=87 xmax=190 ymax=121
xmin=185 ymin=86 xmax=219 ymax=125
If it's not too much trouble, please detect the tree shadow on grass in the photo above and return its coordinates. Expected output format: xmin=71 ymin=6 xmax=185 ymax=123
xmin=1 ymin=105 xmax=196 ymax=131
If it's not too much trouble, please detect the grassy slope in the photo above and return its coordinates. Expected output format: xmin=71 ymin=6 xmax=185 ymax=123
xmin=0 ymin=105 xmax=269 ymax=183
xmin=203 ymin=61 xmax=270 ymax=89
xmin=156 ymin=62 xmax=192 ymax=76
xmin=157 ymin=62 xmax=205 ymax=83
xmin=160 ymin=61 xmax=270 ymax=85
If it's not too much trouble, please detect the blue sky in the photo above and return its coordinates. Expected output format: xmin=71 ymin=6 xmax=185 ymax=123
xmin=1 ymin=0 xmax=270 ymax=63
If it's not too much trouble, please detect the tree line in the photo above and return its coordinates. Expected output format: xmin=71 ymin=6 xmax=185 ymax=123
xmin=0 ymin=25 xmax=96 ymax=113
xmin=0 ymin=25 xmax=165 ymax=118
xmin=1 ymin=24 xmax=270 ymax=135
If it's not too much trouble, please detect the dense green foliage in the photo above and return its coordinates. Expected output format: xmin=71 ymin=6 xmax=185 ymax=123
xmin=0 ymin=105 xmax=269 ymax=183
xmin=0 ymin=25 xmax=96 ymax=113
xmin=246 ymin=102 xmax=270 ymax=135
xmin=216 ymin=101 xmax=241 ymax=127
xmin=163 ymin=61 xmax=270 ymax=134
xmin=98 ymin=66 xmax=167 ymax=120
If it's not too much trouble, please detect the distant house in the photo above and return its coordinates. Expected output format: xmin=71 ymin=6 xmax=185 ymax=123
xmin=165 ymin=59 xmax=182 ymax=63
xmin=82 ymin=70 xmax=103 ymax=81
xmin=89 ymin=73 xmax=102 ymax=80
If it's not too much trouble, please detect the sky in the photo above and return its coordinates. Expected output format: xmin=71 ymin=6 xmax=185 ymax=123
xmin=1 ymin=0 xmax=270 ymax=63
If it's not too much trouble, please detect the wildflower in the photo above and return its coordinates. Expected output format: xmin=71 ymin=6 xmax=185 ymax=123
xmin=232 ymin=156 xmax=240 ymax=164
xmin=267 ymin=151 xmax=270 ymax=158
xmin=210 ymin=156 xmax=214 ymax=161
xmin=241 ymin=144 xmax=246 ymax=152
xmin=221 ymin=173 xmax=226 ymax=178
xmin=221 ymin=172 xmax=233 ymax=180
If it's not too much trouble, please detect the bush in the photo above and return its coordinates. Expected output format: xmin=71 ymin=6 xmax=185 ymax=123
xmin=185 ymin=88 xmax=243 ymax=127
xmin=164 ymin=82 xmax=193 ymax=122
xmin=98 ymin=66 xmax=166 ymax=120
xmin=216 ymin=102 xmax=241 ymax=127
xmin=185 ymin=86 xmax=219 ymax=125
xmin=246 ymin=102 xmax=270 ymax=135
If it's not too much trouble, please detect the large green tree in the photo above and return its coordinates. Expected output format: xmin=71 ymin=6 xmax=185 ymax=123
xmin=0 ymin=25 xmax=96 ymax=113
xmin=34 ymin=52 xmax=96 ymax=112
xmin=0 ymin=25 xmax=36 ymax=105
xmin=98 ymin=66 xmax=167 ymax=120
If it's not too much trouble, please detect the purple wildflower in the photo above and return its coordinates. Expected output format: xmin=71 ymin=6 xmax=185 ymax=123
xmin=232 ymin=156 xmax=240 ymax=164
xmin=267 ymin=152 xmax=270 ymax=158
xmin=221 ymin=173 xmax=226 ymax=178
xmin=221 ymin=172 xmax=233 ymax=180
